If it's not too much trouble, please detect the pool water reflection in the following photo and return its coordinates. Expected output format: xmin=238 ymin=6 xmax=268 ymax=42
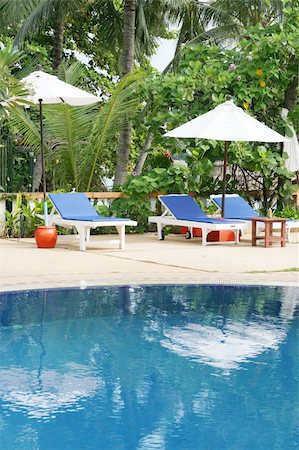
xmin=0 ymin=285 xmax=298 ymax=449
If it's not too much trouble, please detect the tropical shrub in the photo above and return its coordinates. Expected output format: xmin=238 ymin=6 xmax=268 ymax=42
xmin=99 ymin=164 xmax=215 ymax=231
xmin=274 ymin=204 xmax=299 ymax=220
xmin=5 ymin=194 xmax=44 ymax=237
xmin=140 ymin=8 xmax=298 ymax=208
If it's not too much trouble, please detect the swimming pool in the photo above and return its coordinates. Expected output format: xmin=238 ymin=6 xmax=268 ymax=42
xmin=0 ymin=285 xmax=298 ymax=449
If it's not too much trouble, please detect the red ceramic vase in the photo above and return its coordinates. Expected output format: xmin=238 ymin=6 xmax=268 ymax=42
xmin=35 ymin=226 xmax=58 ymax=248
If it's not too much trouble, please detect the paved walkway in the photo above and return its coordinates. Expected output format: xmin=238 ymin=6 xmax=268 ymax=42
xmin=0 ymin=232 xmax=298 ymax=292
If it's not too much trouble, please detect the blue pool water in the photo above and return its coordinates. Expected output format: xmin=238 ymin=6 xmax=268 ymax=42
xmin=0 ymin=285 xmax=298 ymax=450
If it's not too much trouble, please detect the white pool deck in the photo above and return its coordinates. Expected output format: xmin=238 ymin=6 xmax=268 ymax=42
xmin=0 ymin=231 xmax=298 ymax=292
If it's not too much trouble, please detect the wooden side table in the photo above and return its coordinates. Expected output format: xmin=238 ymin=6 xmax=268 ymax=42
xmin=251 ymin=217 xmax=286 ymax=248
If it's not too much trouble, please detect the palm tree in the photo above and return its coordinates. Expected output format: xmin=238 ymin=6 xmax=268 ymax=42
xmin=162 ymin=0 xmax=283 ymax=71
xmin=0 ymin=0 xmax=82 ymax=70
xmin=113 ymin=0 xmax=137 ymax=188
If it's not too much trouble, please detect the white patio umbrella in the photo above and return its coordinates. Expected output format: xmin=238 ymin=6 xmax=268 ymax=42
xmin=280 ymin=108 xmax=299 ymax=181
xmin=21 ymin=70 xmax=100 ymax=225
xmin=164 ymin=99 xmax=289 ymax=216
xmin=284 ymin=127 xmax=299 ymax=173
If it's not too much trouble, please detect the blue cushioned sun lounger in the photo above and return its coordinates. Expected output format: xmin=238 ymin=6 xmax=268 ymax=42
xmin=210 ymin=194 xmax=260 ymax=220
xmin=148 ymin=194 xmax=246 ymax=245
xmin=210 ymin=194 xmax=299 ymax=241
xmin=48 ymin=193 xmax=137 ymax=250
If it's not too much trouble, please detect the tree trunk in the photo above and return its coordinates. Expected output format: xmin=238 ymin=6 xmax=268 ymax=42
xmin=113 ymin=0 xmax=136 ymax=188
xmin=114 ymin=122 xmax=133 ymax=185
xmin=283 ymin=64 xmax=298 ymax=111
xmin=53 ymin=15 xmax=65 ymax=70
xmin=134 ymin=132 xmax=153 ymax=175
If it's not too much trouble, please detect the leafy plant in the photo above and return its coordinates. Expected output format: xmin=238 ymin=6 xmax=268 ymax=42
xmin=5 ymin=195 xmax=54 ymax=237
xmin=5 ymin=192 xmax=22 ymax=237
xmin=5 ymin=193 xmax=44 ymax=237
xmin=100 ymin=164 xmax=205 ymax=231
xmin=274 ymin=205 xmax=299 ymax=220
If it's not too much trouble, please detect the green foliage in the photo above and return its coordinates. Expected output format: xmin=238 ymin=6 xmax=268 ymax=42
xmin=274 ymin=204 xmax=299 ymax=220
xmin=5 ymin=194 xmax=44 ymax=237
xmin=147 ymin=35 xmax=297 ymax=142
xmin=141 ymin=14 xmax=298 ymax=205
xmin=107 ymin=164 xmax=205 ymax=231
xmin=0 ymin=43 xmax=29 ymax=118
xmin=235 ymin=144 xmax=296 ymax=213
xmin=126 ymin=165 xmax=190 ymax=195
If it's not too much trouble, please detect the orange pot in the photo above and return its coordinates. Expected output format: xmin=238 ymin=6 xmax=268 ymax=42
xmin=35 ymin=226 xmax=58 ymax=248
xmin=207 ymin=230 xmax=236 ymax=242
xmin=180 ymin=227 xmax=236 ymax=241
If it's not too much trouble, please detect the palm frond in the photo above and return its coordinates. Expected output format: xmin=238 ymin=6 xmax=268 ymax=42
xmin=8 ymin=106 xmax=41 ymax=151
xmin=0 ymin=0 xmax=36 ymax=25
xmin=80 ymin=71 xmax=142 ymax=191
xmin=10 ymin=0 xmax=82 ymax=46
xmin=44 ymin=103 xmax=98 ymax=189
xmin=14 ymin=0 xmax=56 ymax=46
xmin=56 ymin=60 xmax=87 ymax=86
xmin=0 ymin=44 xmax=24 ymax=71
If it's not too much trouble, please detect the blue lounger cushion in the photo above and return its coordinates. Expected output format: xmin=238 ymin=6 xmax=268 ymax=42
xmin=159 ymin=195 xmax=243 ymax=224
xmin=160 ymin=195 xmax=207 ymax=220
xmin=56 ymin=215 xmax=132 ymax=222
xmin=211 ymin=195 xmax=298 ymax=226
xmin=211 ymin=195 xmax=259 ymax=220
xmin=48 ymin=193 xmax=131 ymax=222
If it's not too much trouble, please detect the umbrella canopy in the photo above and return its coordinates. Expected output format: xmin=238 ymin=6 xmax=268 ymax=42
xmin=164 ymin=100 xmax=288 ymax=216
xmin=284 ymin=125 xmax=299 ymax=173
xmin=21 ymin=70 xmax=100 ymax=225
xmin=21 ymin=70 xmax=99 ymax=106
xmin=165 ymin=100 xmax=289 ymax=142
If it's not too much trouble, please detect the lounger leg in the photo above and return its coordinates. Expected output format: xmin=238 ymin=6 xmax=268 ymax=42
xmin=86 ymin=228 xmax=91 ymax=242
xmin=75 ymin=226 xmax=87 ymax=251
xmin=116 ymin=225 xmax=125 ymax=249
xmin=157 ymin=222 xmax=164 ymax=240
xmin=79 ymin=233 xmax=87 ymax=251
xmin=202 ymin=230 xmax=207 ymax=246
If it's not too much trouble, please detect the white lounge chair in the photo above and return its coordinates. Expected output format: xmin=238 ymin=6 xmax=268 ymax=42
xmin=210 ymin=194 xmax=299 ymax=242
xmin=47 ymin=193 xmax=137 ymax=251
xmin=148 ymin=194 xmax=246 ymax=245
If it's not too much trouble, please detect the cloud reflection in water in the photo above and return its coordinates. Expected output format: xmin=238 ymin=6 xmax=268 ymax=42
xmin=161 ymin=321 xmax=286 ymax=370
xmin=0 ymin=365 xmax=101 ymax=420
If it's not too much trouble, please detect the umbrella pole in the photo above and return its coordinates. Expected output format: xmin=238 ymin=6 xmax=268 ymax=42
xmin=39 ymin=99 xmax=48 ymax=226
xmin=221 ymin=141 xmax=228 ymax=218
